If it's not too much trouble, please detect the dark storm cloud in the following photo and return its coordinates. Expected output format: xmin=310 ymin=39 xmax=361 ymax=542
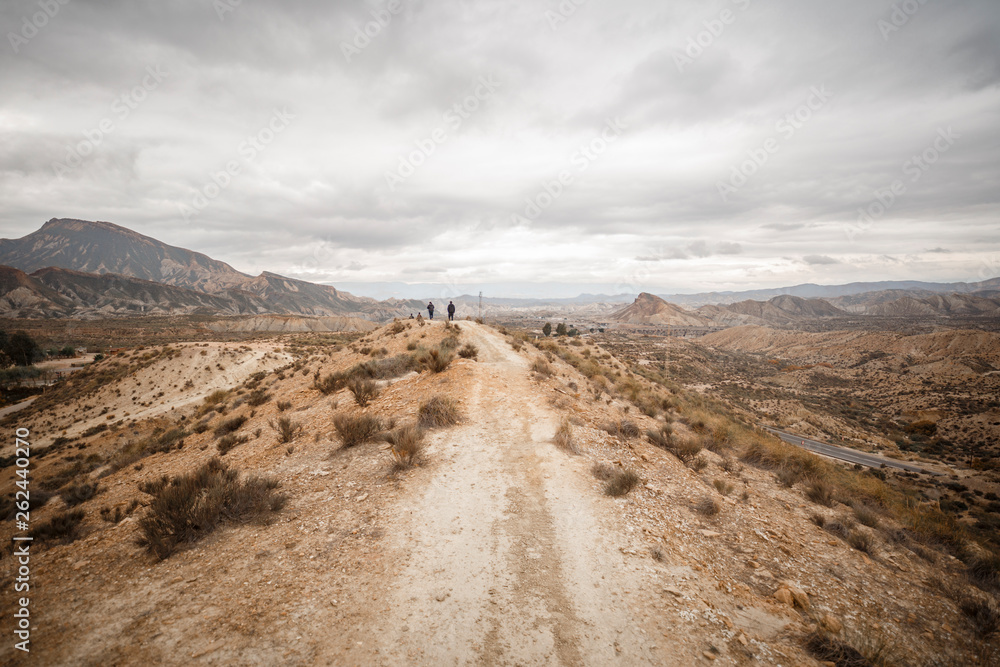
xmin=0 ymin=0 xmax=998 ymax=292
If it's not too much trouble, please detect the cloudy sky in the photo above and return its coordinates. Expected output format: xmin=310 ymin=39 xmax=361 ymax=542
xmin=1 ymin=0 xmax=998 ymax=297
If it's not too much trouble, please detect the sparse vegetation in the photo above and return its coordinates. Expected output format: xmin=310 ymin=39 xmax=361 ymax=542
xmin=29 ymin=509 xmax=86 ymax=546
xmin=213 ymin=415 xmax=247 ymax=438
xmin=382 ymin=423 xmax=424 ymax=468
xmin=806 ymin=479 xmax=835 ymax=506
xmin=419 ymin=348 xmax=454 ymax=374
xmin=333 ymin=413 xmax=386 ymax=448
xmin=712 ymin=479 xmax=734 ymax=496
xmin=553 ymin=418 xmax=578 ymax=454
xmin=591 ymin=464 xmax=639 ymax=497
xmin=418 ymin=395 xmax=461 ymax=428
xmin=61 ymin=481 xmax=99 ymax=506
xmin=269 ymin=416 xmax=302 ymax=444
xmin=276 ymin=400 xmax=292 ymax=412
xmin=696 ymin=496 xmax=720 ymax=516
xmin=602 ymin=419 xmax=640 ymax=439
xmin=457 ymin=344 xmax=479 ymax=359
xmin=347 ymin=376 xmax=380 ymax=407
xmin=245 ymin=387 xmax=271 ymax=406
xmin=531 ymin=357 xmax=553 ymax=376
xmin=137 ymin=458 xmax=286 ymax=560
xmin=217 ymin=433 xmax=250 ymax=455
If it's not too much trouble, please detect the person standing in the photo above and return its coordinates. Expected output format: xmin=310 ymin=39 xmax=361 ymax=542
xmin=427 ymin=301 xmax=435 ymax=320
xmin=447 ymin=301 xmax=456 ymax=321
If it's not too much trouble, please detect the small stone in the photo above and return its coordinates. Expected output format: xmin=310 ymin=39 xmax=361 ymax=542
xmin=821 ymin=614 xmax=843 ymax=634
xmin=773 ymin=588 xmax=794 ymax=606
xmin=664 ymin=587 xmax=684 ymax=598
xmin=736 ymin=634 xmax=748 ymax=646
xmin=821 ymin=662 xmax=837 ymax=667
xmin=907 ymin=613 xmax=917 ymax=624
xmin=942 ymin=623 xmax=953 ymax=633
xmin=355 ymin=493 xmax=368 ymax=502
xmin=748 ymin=560 xmax=761 ymax=569
xmin=703 ymin=651 xmax=716 ymax=661
xmin=699 ymin=530 xmax=723 ymax=538
xmin=787 ymin=585 xmax=810 ymax=611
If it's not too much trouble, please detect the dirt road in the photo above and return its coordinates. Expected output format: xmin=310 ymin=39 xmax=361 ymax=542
xmin=372 ymin=323 xmax=659 ymax=665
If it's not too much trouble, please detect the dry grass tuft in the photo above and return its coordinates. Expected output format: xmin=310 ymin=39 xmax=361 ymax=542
xmin=696 ymin=496 xmax=720 ymax=516
xmin=382 ymin=423 xmax=425 ymax=469
xmin=457 ymin=344 xmax=478 ymax=359
xmin=553 ymin=419 xmax=579 ymax=454
xmin=602 ymin=468 xmax=640 ymax=497
xmin=347 ymin=376 xmax=380 ymax=407
xmin=269 ymin=416 xmax=302 ymax=444
xmin=418 ymin=395 xmax=462 ymax=428
xmin=333 ymin=413 xmax=386 ymax=448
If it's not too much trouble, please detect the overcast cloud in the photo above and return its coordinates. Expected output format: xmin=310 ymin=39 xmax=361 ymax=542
xmin=1 ymin=0 xmax=998 ymax=296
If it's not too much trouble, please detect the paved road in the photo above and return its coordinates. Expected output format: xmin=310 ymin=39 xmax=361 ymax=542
xmin=0 ymin=396 xmax=37 ymax=420
xmin=760 ymin=425 xmax=936 ymax=475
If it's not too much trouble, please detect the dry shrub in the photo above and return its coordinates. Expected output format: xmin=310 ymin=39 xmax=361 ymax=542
xmin=967 ymin=554 xmax=1000 ymax=593
xmin=333 ymin=413 xmax=386 ymax=448
xmin=419 ymin=348 xmax=454 ymax=373
xmin=269 ymin=416 xmax=302 ymax=444
xmin=137 ymin=457 xmax=286 ymax=560
xmin=531 ymin=357 xmax=553 ymax=376
xmin=712 ymin=479 xmax=735 ymax=496
xmin=276 ymin=400 xmax=292 ymax=412
xmin=61 ymin=481 xmax=99 ymax=506
xmin=418 ymin=395 xmax=461 ymax=428
xmin=603 ymin=419 xmax=640 ymax=439
xmin=806 ymin=479 xmax=835 ymax=506
xmin=213 ymin=415 xmax=247 ymax=438
xmin=809 ymin=512 xmax=826 ymax=527
xmin=805 ymin=632 xmax=878 ymax=667
xmin=553 ymin=419 xmax=578 ymax=454
xmin=847 ymin=528 xmax=877 ymax=555
xmin=603 ymin=468 xmax=640 ymax=497
xmin=347 ymin=376 xmax=380 ymax=407
xmin=591 ymin=462 xmax=617 ymax=480
xmin=851 ymin=502 xmax=880 ymax=528
xmin=646 ymin=425 xmax=673 ymax=450
xmin=696 ymin=496 xmax=720 ymax=516
xmin=959 ymin=596 xmax=1000 ymax=640
xmin=29 ymin=509 xmax=86 ymax=546
xmin=457 ymin=344 xmax=478 ymax=359
xmin=245 ymin=387 xmax=271 ymax=407
xmin=217 ymin=433 xmax=250 ymax=455
xmin=100 ymin=499 xmax=140 ymax=524
xmin=382 ymin=423 xmax=425 ymax=469
xmin=688 ymin=455 xmax=708 ymax=472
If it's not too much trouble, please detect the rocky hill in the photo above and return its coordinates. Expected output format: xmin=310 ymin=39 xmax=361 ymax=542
xmin=0 ymin=219 xmax=425 ymax=320
xmin=0 ymin=265 xmax=272 ymax=318
xmin=611 ymin=292 xmax=713 ymax=326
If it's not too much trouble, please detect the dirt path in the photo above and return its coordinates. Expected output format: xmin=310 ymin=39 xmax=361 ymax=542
xmin=373 ymin=323 xmax=659 ymax=665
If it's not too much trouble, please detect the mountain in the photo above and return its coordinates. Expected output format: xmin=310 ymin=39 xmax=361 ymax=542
xmin=0 ymin=218 xmax=250 ymax=292
xmin=717 ymin=294 xmax=848 ymax=325
xmin=0 ymin=219 xmax=425 ymax=319
xmin=610 ymin=292 xmax=713 ymax=326
xmin=661 ymin=278 xmax=1000 ymax=307
xmin=0 ymin=265 xmax=272 ymax=318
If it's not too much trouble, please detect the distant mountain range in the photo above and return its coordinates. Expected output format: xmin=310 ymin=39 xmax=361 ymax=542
xmin=609 ymin=291 xmax=1000 ymax=329
xmin=0 ymin=219 xmax=424 ymax=320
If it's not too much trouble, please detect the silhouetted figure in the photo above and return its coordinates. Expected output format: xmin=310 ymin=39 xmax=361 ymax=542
xmin=447 ymin=301 xmax=456 ymax=321
xmin=427 ymin=302 xmax=435 ymax=319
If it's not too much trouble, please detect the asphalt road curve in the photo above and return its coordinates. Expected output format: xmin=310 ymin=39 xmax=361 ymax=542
xmin=760 ymin=426 xmax=936 ymax=475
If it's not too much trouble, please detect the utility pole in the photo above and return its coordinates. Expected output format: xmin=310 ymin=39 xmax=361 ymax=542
xmin=478 ymin=291 xmax=483 ymax=321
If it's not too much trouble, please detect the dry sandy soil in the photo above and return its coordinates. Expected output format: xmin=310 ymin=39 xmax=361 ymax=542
xmin=1 ymin=321 xmax=996 ymax=665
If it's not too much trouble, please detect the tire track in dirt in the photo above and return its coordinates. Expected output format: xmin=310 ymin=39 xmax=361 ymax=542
xmin=375 ymin=324 xmax=657 ymax=665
